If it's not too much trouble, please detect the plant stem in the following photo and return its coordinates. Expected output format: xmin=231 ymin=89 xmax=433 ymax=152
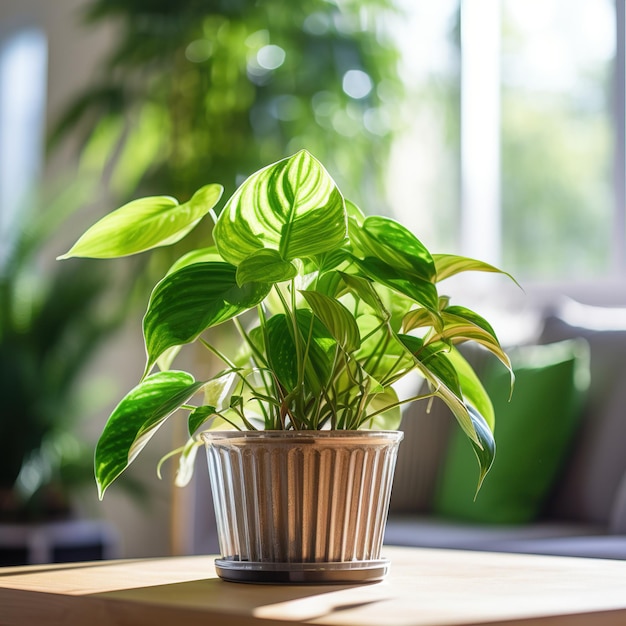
xmin=362 ymin=390 xmax=437 ymax=422
xmin=199 ymin=337 xmax=237 ymax=369
xmin=233 ymin=316 xmax=268 ymax=368
xmin=274 ymin=283 xmax=307 ymax=427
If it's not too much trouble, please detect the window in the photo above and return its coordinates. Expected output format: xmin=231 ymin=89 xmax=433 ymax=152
xmin=500 ymin=0 xmax=616 ymax=282
xmin=390 ymin=0 xmax=624 ymax=293
xmin=0 ymin=26 xmax=47 ymax=266
xmin=388 ymin=0 xmax=461 ymax=253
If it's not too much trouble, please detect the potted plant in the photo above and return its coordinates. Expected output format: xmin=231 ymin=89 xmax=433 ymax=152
xmin=59 ymin=149 xmax=514 ymax=583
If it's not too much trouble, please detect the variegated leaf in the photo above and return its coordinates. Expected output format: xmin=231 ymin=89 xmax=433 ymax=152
xmin=59 ymin=184 xmax=223 ymax=259
xmin=214 ymin=150 xmax=347 ymax=265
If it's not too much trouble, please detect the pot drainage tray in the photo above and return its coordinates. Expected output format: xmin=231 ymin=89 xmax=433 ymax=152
xmin=215 ymin=557 xmax=390 ymax=584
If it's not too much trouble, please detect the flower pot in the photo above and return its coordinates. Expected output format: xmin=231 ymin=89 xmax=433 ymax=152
xmin=201 ymin=430 xmax=403 ymax=583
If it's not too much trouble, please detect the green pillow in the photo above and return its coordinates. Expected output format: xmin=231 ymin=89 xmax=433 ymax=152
xmin=432 ymin=339 xmax=590 ymax=524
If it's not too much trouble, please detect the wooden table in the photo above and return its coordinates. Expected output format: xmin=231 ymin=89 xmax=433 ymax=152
xmin=1 ymin=546 xmax=626 ymax=626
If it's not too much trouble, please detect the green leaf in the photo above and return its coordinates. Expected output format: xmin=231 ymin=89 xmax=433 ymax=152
xmin=345 ymin=199 xmax=366 ymax=226
xmin=446 ymin=347 xmax=495 ymax=431
xmin=188 ymin=405 xmax=217 ymax=436
xmin=353 ymin=257 xmax=440 ymax=315
xmin=444 ymin=305 xmax=497 ymax=336
xmin=315 ymin=270 xmax=345 ymax=299
xmin=433 ymin=254 xmax=520 ymax=287
xmin=236 ymin=249 xmax=298 ymax=286
xmin=265 ymin=310 xmax=335 ymax=394
xmin=143 ymin=262 xmax=270 ymax=374
xmin=402 ymin=308 xmax=436 ymax=333
xmin=167 ymin=246 xmax=223 ymax=275
xmin=229 ymin=394 xmax=244 ymax=409
xmin=402 ymin=337 xmax=495 ymax=491
xmin=467 ymin=405 xmax=496 ymax=494
xmin=362 ymin=216 xmax=436 ymax=282
xmin=301 ymin=290 xmax=361 ymax=352
xmin=58 ymin=184 xmax=223 ymax=259
xmin=338 ymin=272 xmax=390 ymax=320
xmin=204 ymin=370 xmax=239 ymax=408
xmin=213 ymin=150 xmax=347 ymax=265
xmin=435 ymin=310 xmax=512 ymax=376
xmin=314 ymin=249 xmax=351 ymax=273
xmin=291 ymin=309 xmax=336 ymax=393
xmin=406 ymin=338 xmax=463 ymax=396
xmin=95 ymin=371 xmax=205 ymax=498
xmin=363 ymin=386 xmax=402 ymax=430
xmin=373 ymin=283 xmax=416 ymax=332
xmin=264 ymin=315 xmax=299 ymax=392
xmin=402 ymin=297 xmax=451 ymax=333
xmin=399 ymin=335 xmax=476 ymax=442
xmin=155 ymin=345 xmax=182 ymax=372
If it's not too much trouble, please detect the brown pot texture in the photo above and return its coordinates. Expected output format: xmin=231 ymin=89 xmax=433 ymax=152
xmin=202 ymin=430 xmax=403 ymax=583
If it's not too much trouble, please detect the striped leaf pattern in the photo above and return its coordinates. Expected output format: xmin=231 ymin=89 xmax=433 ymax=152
xmin=95 ymin=371 xmax=206 ymax=498
xmin=143 ymin=262 xmax=270 ymax=374
xmin=399 ymin=334 xmax=495 ymax=485
xmin=301 ymin=290 xmax=361 ymax=353
xmin=433 ymin=253 xmax=519 ymax=286
xmin=213 ymin=150 xmax=347 ymax=265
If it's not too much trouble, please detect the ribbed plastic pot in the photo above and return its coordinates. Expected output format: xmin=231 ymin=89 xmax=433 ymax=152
xmin=201 ymin=430 xmax=403 ymax=584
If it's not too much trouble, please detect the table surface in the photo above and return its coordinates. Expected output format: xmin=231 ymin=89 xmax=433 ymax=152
xmin=1 ymin=546 xmax=626 ymax=626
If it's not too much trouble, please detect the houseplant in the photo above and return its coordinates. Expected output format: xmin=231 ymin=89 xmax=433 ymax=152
xmin=59 ymin=149 xmax=514 ymax=582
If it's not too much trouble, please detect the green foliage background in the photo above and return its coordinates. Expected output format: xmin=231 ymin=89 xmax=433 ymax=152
xmin=8 ymin=0 xmax=404 ymax=515
xmin=51 ymin=0 xmax=403 ymax=208
xmin=0 ymin=187 xmax=129 ymax=520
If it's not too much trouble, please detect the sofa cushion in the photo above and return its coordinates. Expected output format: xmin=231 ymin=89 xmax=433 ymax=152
xmin=432 ymin=339 xmax=589 ymax=524
xmin=389 ymin=395 xmax=454 ymax=513
xmin=539 ymin=308 xmax=626 ymax=524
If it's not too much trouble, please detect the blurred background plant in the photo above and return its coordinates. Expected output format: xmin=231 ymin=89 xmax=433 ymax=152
xmin=0 ymin=0 xmax=404 ymax=534
xmin=49 ymin=0 xmax=403 ymax=211
xmin=0 ymin=184 xmax=132 ymax=522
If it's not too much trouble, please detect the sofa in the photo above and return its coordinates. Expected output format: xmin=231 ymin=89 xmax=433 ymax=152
xmin=384 ymin=298 xmax=626 ymax=559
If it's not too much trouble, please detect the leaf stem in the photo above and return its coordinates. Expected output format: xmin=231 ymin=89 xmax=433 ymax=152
xmin=199 ymin=337 xmax=237 ymax=369
xmin=363 ymin=390 xmax=437 ymax=422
